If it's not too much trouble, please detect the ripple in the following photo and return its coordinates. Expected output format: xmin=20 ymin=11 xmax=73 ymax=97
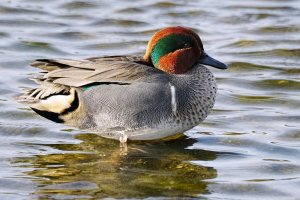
xmin=148 ymin=2 xmax=181 ymax=8
xmin=229 ymin=62 xmax=278 ymax=71
xmin=255 ymin=79 xmax=300 ymax=90
xmin=60 ymin=1 xmax=98 ymax=10
xmin=233 ymin=94 xmax=274 ymax=103
xmin=281 ymin=68 xmax=300 ymax=74
xmin=278 ymin=129 xmax=300 ymax=142
xmin=117 ymin=7 xmax=145 ymax=13
xmin=0 ymin=32 xmax=8 ymax=38
xmin=90 ymin=19 xmax=149 ymax=27
xmin=0 ymin=5 xmax=46 ymax=15
xmin=258 ymin=26 xmax=300 ymax=33
xmin=226 ymin=5 xmax=298 ymax=12
xmin=207 ymin=182 xmax=289 ymax=199
xmin=228 ymin=39 xmax=258 ymax=48
xmin=0 ymin=19 xmax=66 ymax=28
xmin=8 ymin=40 xmax=68 ymax=56
xmin=45 ymin=31 xmax=98 ymax=41
xmin=235 ymin=48 xmax=300 ymax=59
xmin=0 ymin=0 xmax=300 ymax=199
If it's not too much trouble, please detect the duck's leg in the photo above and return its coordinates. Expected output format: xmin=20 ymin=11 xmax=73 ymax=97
xmin=119 ymin=132 xmax=128 ymax=144
xmin=119 ymin=132 xmax=128 ymax=155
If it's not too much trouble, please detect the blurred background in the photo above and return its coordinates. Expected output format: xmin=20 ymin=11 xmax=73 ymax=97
xmin=0 ymin=0 xmax=299 ymax=199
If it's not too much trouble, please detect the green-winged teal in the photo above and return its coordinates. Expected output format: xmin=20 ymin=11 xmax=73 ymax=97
xmin=18 ymin=26 xmax=228 ymax=142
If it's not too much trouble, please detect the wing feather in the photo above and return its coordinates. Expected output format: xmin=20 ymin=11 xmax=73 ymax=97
xmin=30 ymin=56 xmax=160 ymax=88
xmin=19 ymin=56 xmax=162 ymax=106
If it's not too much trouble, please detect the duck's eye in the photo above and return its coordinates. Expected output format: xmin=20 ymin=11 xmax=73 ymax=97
xmin=183 ymin=43 xmax=191 ymax=48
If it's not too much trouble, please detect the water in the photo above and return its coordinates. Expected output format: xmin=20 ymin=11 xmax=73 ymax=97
xmin=0 ymin=0 xmax=299 ymax=199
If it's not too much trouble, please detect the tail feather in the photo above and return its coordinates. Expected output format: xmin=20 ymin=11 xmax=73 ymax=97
xmin=17 ymin=83 xmax=79 ymax=123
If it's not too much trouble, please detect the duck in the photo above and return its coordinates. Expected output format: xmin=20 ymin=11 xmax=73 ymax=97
xmin=18 ymin=26 xmax=227 ymax=142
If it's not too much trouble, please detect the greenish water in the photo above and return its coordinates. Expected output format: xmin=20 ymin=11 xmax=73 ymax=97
xmin=0 ymin=0 xmax=299 ymax=199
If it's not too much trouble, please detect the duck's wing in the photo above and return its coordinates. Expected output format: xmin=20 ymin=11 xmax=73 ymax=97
xmin=17 ymin=56 xmax=164 ymax=123
xmin=31 ymin=55 xmax=160 ymax=87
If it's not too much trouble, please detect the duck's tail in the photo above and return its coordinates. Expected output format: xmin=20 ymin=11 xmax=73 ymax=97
xmin=17 ymin=76 xmax=79 ymax=123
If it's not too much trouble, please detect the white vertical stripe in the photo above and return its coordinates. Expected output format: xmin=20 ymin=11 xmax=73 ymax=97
xmin=169 ymin=83 xmax=177 ymax=115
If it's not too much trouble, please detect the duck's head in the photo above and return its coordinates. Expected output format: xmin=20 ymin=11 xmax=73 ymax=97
xmin=144 ymin=26 xmax=228 ymax=74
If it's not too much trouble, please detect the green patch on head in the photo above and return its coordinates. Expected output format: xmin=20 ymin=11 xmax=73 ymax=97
xmin=150 ymin=34 xmax=194 ymax=68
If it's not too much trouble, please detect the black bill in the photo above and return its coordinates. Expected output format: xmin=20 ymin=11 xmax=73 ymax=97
xmin=198 ymin=52 xmax=228 ymax=69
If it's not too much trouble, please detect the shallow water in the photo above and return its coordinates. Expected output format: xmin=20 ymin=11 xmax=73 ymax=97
xmin=0 ymin=0 xmax=299 ymax=199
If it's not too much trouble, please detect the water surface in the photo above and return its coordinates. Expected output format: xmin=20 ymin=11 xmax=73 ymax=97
xmin=0 ymin=0 xmax=299 ymax=199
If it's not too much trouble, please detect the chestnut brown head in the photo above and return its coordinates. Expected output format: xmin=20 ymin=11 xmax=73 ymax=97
xmin=144 ymin=26 xmax=227 ymax=74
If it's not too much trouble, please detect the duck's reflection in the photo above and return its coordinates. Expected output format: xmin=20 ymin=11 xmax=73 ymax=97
xmin=14 ymin=134 xmax=218 ymax=198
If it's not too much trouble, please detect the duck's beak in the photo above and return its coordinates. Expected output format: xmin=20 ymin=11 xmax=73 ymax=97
xmin=198 ymin=52 xmax=228 ymax=69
